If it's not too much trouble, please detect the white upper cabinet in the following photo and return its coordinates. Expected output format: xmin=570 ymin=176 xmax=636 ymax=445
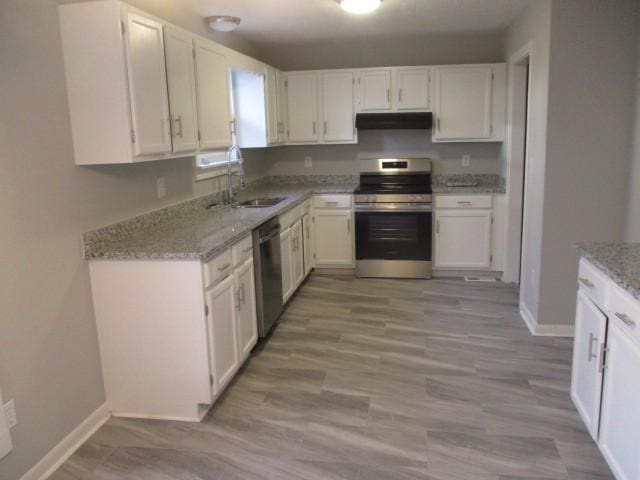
xmin=358 ymin=70 xmax=392 ymax=111
xmin=265 ymin=67 xmax=279 ymax=145
xmin=194 ymin=39 xmax=232 ymax=150
xmin=285 ymin=73 xmax=319 ymax=143
xmin=321 ymin=71 xmax=356 ymax=143
xmin=394 ymin=67 xmax=431 ymax=111
xmin=163 ymin=26 xmax=199 ymax=153
xmin=124 ymin=12 xmax=172 ymax=156
xmin=276 ymin=70 xmax=288 ymax=144
xmin=231 ymin=69 xmax=267 ymax=148
xmin=432 ymin=64 xmax=506 ymax=142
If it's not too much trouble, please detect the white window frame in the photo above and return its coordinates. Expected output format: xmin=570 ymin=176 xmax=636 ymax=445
xmin=194 ymin=151 xmax=238 ymax=182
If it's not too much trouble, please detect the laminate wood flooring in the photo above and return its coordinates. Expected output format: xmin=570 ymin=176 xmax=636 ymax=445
xmin=51 ymin=276 xmax=613 ymax=480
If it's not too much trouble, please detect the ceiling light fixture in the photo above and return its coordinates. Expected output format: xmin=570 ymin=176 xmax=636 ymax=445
xmin=339 ymin=0 xmax=382 ymax=14
xmin=206 ymin=16 xmax=241 ymax=32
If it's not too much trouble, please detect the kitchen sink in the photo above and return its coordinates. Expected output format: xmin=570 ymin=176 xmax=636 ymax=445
xmin=234 ymin=197 xmax=286 ymax=208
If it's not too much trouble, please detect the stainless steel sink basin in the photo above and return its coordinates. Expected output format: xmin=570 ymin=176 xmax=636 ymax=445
xmin=235 ymin=197 xmax=285 ymax=208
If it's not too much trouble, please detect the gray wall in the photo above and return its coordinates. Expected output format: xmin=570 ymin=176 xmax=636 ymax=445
xmin=258 ymin=33 xmax=505 ymax=71
xmin=625 ymin=25 xmax=640 ymax=241
xmin=0 ymin=1 xmax=266 ymax=478
xmin=536 ymin=0 xmax=638 ymax=326
xmin=504 ymin=1 xmax=552 ymax=322
xmin=265 ymin=130 xmax=503 ymax=176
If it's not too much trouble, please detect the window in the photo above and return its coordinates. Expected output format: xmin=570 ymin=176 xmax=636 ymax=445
xmin=194 ymin=151 xmax=238 ymax=182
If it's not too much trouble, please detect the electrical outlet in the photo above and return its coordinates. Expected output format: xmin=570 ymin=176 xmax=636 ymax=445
xmin=304 ymin=156 xmax=312 ymax=168
xmin=461 ymin=155 xmax=471 ymax=167
xmin=156 ymin=177 xmax=166 ymax=199
xmin=3 ymin=400 xmax=17 ymax=429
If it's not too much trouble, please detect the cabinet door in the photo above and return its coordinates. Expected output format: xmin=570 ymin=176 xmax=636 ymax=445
xmin=314 ymin=210 xmax=354 ymax=267
xmin=124 ymin=12 xmax=172 ymax=156
xmin=570 ymin=289 xmax=607 ymax=440
xmin=280 ymin=228 xmax=294 ymax=301
xmin=599 ymin=321 xmax=640 ymax=480
xmin=265 ymin=67 xmax=279 ymax=145
xmin=194 ymin=39 xmax=232 ymax=150
xmin=395 ymin=68 xmax=431 ymax=111
xmin=358 ymin=70 xmax=392 ymax=111
xmin=286 ymin=73 xmax=318 ymax=143
xmin=204 ymin=275 xmax=239 ymax=395
xmin=235 ymin=258 xmax=258 ymax=358
xmin=433 ymin=65 xmax=493 ymax=140
xmin=434 ymin=210 xmax=492 ymax=268
xmin=276 ymin=70 xmax=288 ymax=144
xmin=321 ymin=72 xmax=355 ymax=143
xmin=291 ymin=220 xmax=305 ymax=288
xmin=302 ymin=213 xmax=315 ymax=275
xmin=163 ymin=27 xmax=199 ymax=153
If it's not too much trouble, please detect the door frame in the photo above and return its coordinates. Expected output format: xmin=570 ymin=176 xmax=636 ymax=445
xmin=502 ymin=42 xmax=533 ymax=284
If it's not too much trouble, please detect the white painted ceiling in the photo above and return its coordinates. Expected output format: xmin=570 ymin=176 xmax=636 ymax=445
xmin=197 ymin=0 xmax=532 ymax=46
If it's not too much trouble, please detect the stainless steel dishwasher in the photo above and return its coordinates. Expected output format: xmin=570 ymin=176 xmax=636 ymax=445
xmin=252 ymin=217 xmax=284 ymax=337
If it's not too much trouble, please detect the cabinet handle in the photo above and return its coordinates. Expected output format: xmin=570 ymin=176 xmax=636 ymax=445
xmin=173 ymin=115 xmax=183 ymax=138
xmin=398 ymin=88 xmax=402 ymax=103
xmin=240 ymin=283 xmax=246 ymax=305
xmin=598 ymin=342 xmax=607 ymax=373
xmin=437 ymin=118 xmax=441 ymax=132
xmin=234 ymin=291 xmax=241 ymax=311
xmin=347 ymin=218 xmax=351 ymax=233
xmin=312 ymin=121 xmax=316 ymax=135
xmin=436 ymin=220 xmax=440 ymax=234
xmin=306 ymin=226 xmax=310 ymax=240
xmin=457 ymin=201 xmax=472 ymax=205
xmin=324 ymin=121 xmax=327 ymax=135
xmin=386 ymin=88 xmax=390 ymax=103
xmin=587 ymin=333 xmax=598 ymax=362
xmin=427 ymin=74 xmax=431 ymax=105
xmin=218 ymin=263 xmax=231 ymax=272
xmin=615 ymin=312 xmax=636 ymax=327
xmin=325 ymin=201 xmax=339 ymax=207
xmin=578 ymin=277 xmax=595 ymax=288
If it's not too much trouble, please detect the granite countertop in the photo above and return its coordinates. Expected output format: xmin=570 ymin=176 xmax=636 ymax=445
xmin=431 ymin=174 xmax=506 ymax=194
xmin=575 ymin=242 xmax=640 ymax=300
xmin=84 ymin=176 xmax=357 ymax=262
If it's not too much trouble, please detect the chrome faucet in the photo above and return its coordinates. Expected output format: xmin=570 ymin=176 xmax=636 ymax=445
xmin=224 ymin=144 xmax=245 ymax=204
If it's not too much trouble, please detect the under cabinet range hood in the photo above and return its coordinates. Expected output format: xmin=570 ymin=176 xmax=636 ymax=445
xmin=355 ymin=112 xmax=433 ymax=130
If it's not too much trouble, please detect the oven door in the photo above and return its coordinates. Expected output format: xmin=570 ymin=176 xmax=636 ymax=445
xmin=355 ymin=208 xmax=432 ymax=262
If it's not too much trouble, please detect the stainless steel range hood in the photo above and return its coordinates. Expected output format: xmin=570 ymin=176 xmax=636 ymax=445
xmin=355 ymin=112 xmax=433 ymax=130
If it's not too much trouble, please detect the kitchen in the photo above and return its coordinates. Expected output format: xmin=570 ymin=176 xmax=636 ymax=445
xmin=0 ymin=0 xmax=639 ymax=479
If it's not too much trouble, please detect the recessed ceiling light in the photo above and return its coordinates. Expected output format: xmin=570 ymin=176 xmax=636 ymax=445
xmin=206 ymin=16 xmax=241 ymax=32
xmin=339 ymin=0 xmax=382 ymax=15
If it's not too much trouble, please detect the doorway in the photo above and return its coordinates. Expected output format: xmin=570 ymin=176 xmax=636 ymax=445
xmin=503 ymin=44 xmax=533 ymax=286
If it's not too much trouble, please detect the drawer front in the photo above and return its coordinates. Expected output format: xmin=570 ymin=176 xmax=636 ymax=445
xmin=313 ymin=194 xmax=352 ymax=209
xmin=435 ymin=195 xmax=492 ymax=209
xmin=577 ymin=258 xmax=610 ymax=308
xmin=203 ymin=249 xmax=232 ymax=288
xmin=609 ymin=284 xmax=640 ymax=346
xmin=232 ymin=235 xmax=253 ymax=267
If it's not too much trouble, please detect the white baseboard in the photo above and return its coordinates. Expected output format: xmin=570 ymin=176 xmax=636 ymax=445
xmin=20 ymin=403 xmax=110 ymax=480
xmin=519 ymin=303 xmax=574 ymax=337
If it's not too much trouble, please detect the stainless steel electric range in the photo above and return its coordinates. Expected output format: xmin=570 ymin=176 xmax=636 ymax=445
xmin=354 ymin=158 xmax=433 ymax=279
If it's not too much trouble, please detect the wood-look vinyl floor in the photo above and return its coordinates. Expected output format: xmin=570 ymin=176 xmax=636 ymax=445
xmin=51 ymin=276 xmax=613 ymax=480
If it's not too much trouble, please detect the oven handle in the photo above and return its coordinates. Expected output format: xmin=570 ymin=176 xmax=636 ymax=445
xmin=355 ymin=204 xmax=433 ymax=213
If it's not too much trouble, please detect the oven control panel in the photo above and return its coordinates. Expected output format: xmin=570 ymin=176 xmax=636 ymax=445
xmin=355 ymin=194 xmax=433 ymax=204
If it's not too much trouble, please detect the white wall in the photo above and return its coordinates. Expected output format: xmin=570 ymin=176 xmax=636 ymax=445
xmin=266 ymin=130 xmax=503 ymax=176
xmin=625 ymin=25 xmax=640 ymax=241
xmin=258 ymin=33 xmax=505 ymax=71
xmin=0 ymin=1 xmax=266 ymax=479
xmin=504 ymin=0 xmax=552 ymax=321
xmin=536 ymin=0 xmax=638 ymax=326
xmin=505 ymin=0 xmax=639 ymax=329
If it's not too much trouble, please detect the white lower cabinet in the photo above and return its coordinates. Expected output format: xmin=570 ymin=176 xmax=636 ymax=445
xmin=570 ymin=258 xmax=640 ymax=480
xmin=302 ymin=213 xmax=315 ymax=275
xmin=291 ymin=220 xmax=305 ymax=288
xmin=314 ymin=209 xmax=354 ymax=267
xmin=571 ymin=289 xmax=607 ymax=440
xmin=88 ymin=235 xmax=257 ymax=421
xmin=280 ymin=227 xmax=294 ymax=302
xmin=598 ymin=321 xmax=640 ymax=480
xmin=435 ymin=210 xmax=492 ymax=269
xmin=234 ymin=258 xmax=258 ymax=358
xmin=205 ymin=275 xmax=239 ymax=395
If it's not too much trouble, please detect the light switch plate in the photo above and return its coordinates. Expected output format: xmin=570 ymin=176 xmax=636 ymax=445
xmin=461 ymin=155 xmax=471 ymax=167
xmin=156 ymin=177 xmax=167 ymax=199
xmin=304 ymin=156 xmax=312 ymax=168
